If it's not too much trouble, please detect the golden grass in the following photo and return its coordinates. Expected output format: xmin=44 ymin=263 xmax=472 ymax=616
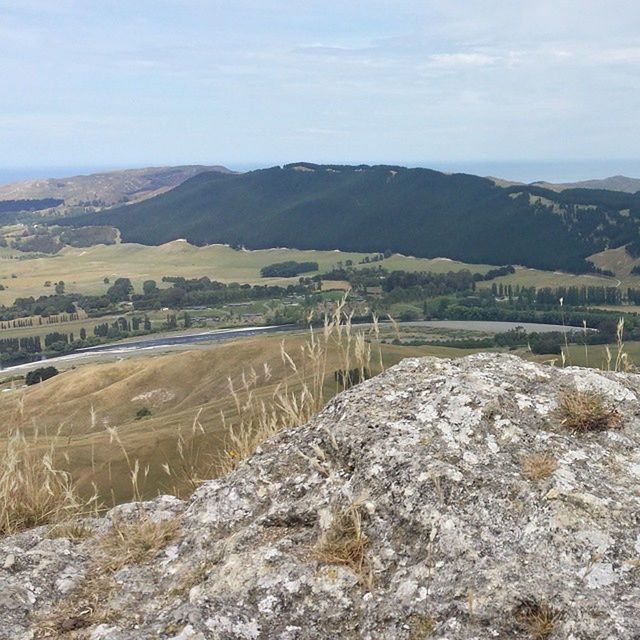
xmin=95 ymin=515 xmax=180 ymax=573
xmin=408 ymin=613 xmax=437 ymax=639
xmin=216 ymin=299 xmax=380 ymax=475
xmin=514 ymin=599 xmax=561 ymax=639
xmin=45 ymin=519 xmax=93 ymax=542
xmin=0 ymin=429 xmax=94 ymax=535
xmin=315 ymin=502 xmax=371 ymax=586
xmin=558 ymin=390 xmax=622 ymax=433
xmin=34 ymin=572 xmax=116 ymax=637
xmin=0 ymin=330 xmax=446 ymax=507
xmin=521 ymin=454 xmax=558 ymax=481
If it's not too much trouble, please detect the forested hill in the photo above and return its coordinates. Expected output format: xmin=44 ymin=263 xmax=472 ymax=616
xmin=63 ymin=163 xmax=640 ymax=272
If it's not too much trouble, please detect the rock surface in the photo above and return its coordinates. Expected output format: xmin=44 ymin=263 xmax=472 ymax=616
xmin=2 ymin=353 xmax=640 ymax=639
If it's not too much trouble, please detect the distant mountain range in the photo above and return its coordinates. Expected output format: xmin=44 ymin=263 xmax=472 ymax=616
xmin=490 ymin=174 xmax=640 ymax=194
xmin=0 ymin=165 xmax=232 ymax=211
xmin=62 ymin=163 xmax=640 ymax=273
xmin=533 ymin=175 xmax=640 ymax=194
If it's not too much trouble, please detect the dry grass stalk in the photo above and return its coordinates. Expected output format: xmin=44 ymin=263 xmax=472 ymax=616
xmin=521 ymin=453 xmax=558 ymax=481
xmin=4 ymin=296 xmax=384 ymax=534
xmin=36 ymin=514 xmax=179 ymax=635
xmin=315 ymin=502 xmax=371 ymax=586
xmin=602 ymin=317 xmax=633 ymax=372
xmin=95 ymin=515 xmax=180 ymax=573
xmin=160 ymin=408 xmax=213 ymax=496
xmin=558 ymin=390 xmax=622 ymax=432
xmin=218 ymin=295 xmax=382 ymax=474
xmin=45 ymin=519 xmax=93 ymax=542
xmin=408 ymin=613 xmax=437 ymax=639
xmin=0 ymin=428 xmax=95 ymax=536
xmin=514 ymin=599 xmax=561 ymax=639
xmin=34 ymin=572 xmax=116 ymax=637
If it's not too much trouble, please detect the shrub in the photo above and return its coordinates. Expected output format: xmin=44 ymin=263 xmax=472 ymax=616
xmin=25 ymin=366 xmax=59 ymax=386
xmin=260 ymin=261 xmax=319 ymax=278
xmin=135 ymin=407 xmax=152 ymax=420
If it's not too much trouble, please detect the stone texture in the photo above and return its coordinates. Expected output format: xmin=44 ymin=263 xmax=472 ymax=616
xmin=2 ymin=353 xmax=640 ymax=638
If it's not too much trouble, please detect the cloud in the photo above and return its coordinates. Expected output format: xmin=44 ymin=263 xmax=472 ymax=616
xmin=1 ymin=1 xmax=640 ymax=169
xmin=427 ymin=52 xmax=498 ymax=68
xmin=596 ymin=47 xmax=640 ymax=64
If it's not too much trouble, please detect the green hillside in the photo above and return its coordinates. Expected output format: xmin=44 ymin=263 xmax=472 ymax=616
xmin=64 ymin=163 xmax=640 ymax=272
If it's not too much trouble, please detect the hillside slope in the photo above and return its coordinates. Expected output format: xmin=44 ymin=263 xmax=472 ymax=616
xmin=3 ymin=353 xmax=640 ymax=638
xmin=535 ymin=175 xmax=640 ymax=194
xmin=0 ymin=336 xmax=447 ymax=502
xmin=65 ymin=163 xmax=640 ymax=272
xmin=0 ymin=165 xmax=232 ymax=211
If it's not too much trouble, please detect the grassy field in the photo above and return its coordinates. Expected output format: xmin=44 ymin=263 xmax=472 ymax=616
xmin=475 ymin=265 xmax=626 ymax=290
xmin=0 ymin=240 xmax=498 ymax=305
xmin=589 ymin=247 xmax=640 ymax=288
xmin=562 ymin=342 xmax=640 ymax=369
xmin=2 ymin=238 xmax=639 ymax=307
xmin=0 ymin=332 xmax=492 ymax=504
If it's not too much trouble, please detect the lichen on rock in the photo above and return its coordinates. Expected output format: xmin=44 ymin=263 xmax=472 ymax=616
xmin=2 ymin=353 xmax=640 ymax=638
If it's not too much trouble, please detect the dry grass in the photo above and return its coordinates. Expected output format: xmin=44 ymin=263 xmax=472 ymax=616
xmin=408 ymin=613 xmax=437 ymax=639
xmin=95 ymin=515 xmax=180 ymax=572
xmin=34 ymin=572 xmax=116 ymax=637
xmin=558 ymin=390 xmax=622 ymax=433
xmin=315 ymin=502 xmax=371 ymax=586
xmin=45 ymin=519 xmax=93 ymax=542
xmin=606 ymin=318 xmax=632 ymax=373
xmin=514 ymin=599 xmax=561 ymax=639
xmin=35 ymin=514 xmax=178 ymax=635
xmin=0 ymin=429 xmax=95 ymax=536
xmin=217 ymin=298 xmax=381 ymax=474
xmin=0 ymin=297 xmax=386 ymax=537
xmin=521 ymin=453 xmax=558 ymax=481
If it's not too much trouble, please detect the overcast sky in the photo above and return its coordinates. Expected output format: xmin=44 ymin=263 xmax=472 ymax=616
xmin=1 ymin=0 xmax=639 ymax=180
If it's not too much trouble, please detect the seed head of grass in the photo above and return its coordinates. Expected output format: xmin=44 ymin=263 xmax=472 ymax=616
xmin=0 ymin=429 xmax=91 ymax=536
xmin=558 ymin=390 xmax=622 ymax=433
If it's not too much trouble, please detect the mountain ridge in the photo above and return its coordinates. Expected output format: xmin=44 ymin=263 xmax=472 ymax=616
xmin=62 ymin=162 xmax=640 ymax=273
xmin=0 ymin=164 xmax=233 ymax=211
xmin=533 ymin=174 xmax=640 ymax=193
xmin=490 ymin=174 xmax=640 ymax=194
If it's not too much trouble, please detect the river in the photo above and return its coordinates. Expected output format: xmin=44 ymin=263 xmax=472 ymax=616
xmin=0 ymin=325 xmax=294 ymax=374
xmin=0 ymin=319 xmax=582 ymax=375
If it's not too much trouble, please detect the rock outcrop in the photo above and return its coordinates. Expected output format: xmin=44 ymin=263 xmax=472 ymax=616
xmin=2 ymin=354 xmax=640 ymax=639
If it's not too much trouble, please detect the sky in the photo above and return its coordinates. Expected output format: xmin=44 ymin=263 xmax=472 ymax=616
xmin=1 ymin=0 xmax=640 ymax=182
